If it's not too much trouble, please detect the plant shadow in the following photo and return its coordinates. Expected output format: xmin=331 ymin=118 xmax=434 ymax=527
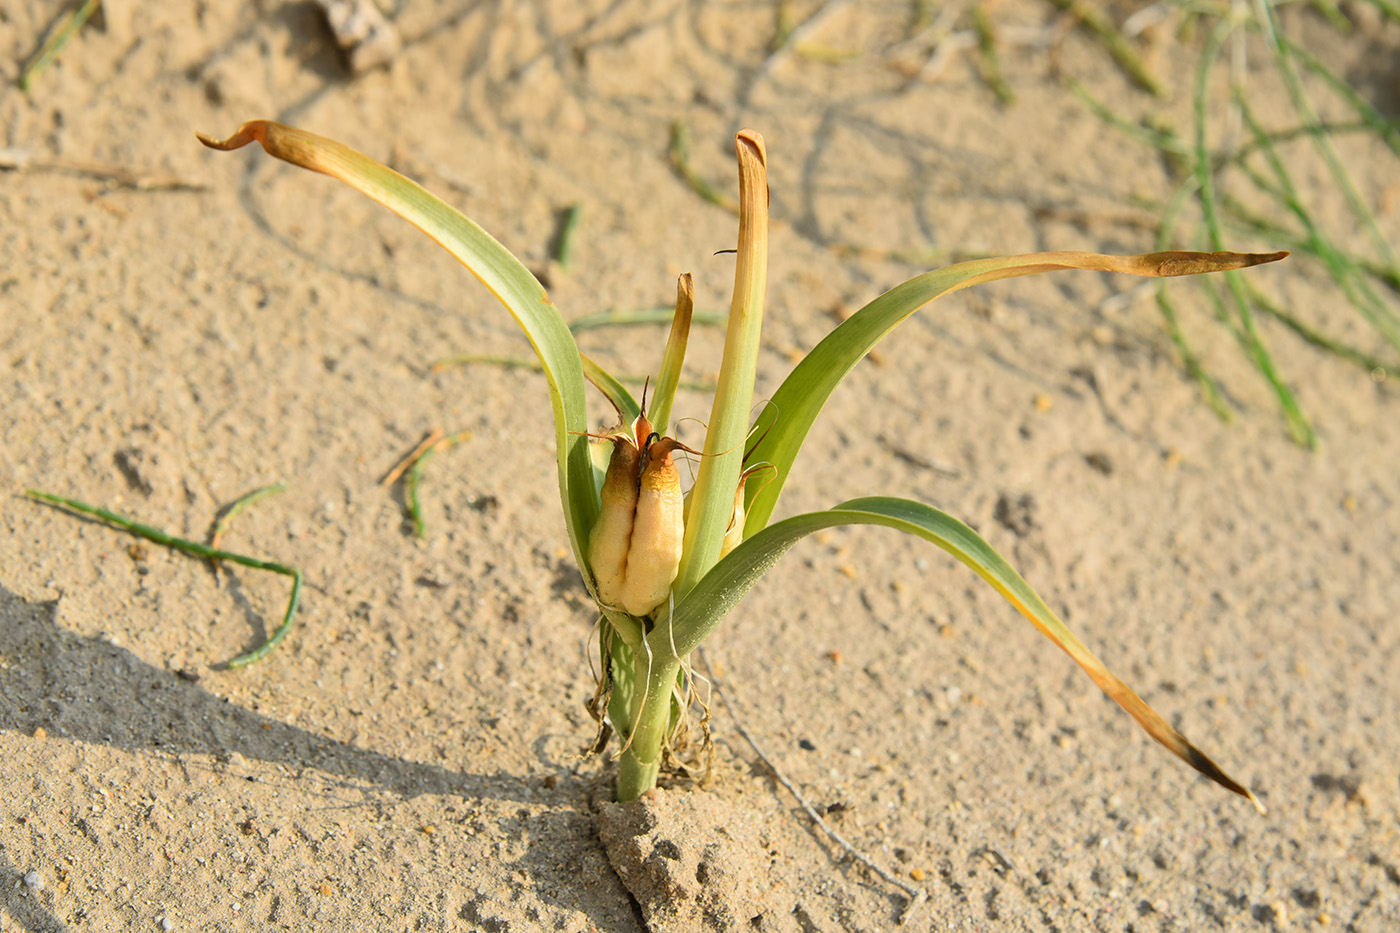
xmin=0 ymin=581 xmax=639 ymax=932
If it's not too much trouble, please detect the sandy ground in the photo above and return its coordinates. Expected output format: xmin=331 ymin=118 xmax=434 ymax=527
xmin=3 ymin=1 xmax=1399 ymax=930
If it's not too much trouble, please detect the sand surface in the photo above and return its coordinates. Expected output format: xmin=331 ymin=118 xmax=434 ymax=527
xmin=3 ymin=2 xmax=1399 ymax=930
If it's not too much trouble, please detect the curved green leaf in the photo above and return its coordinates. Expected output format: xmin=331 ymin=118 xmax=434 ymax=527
xmin=743 ymin=250 xmax=1288 ymax=534
xmin=581 ymin=353 xmax=640 ymax=424
xmin=198 ymin=121 xmax=598 ymax=566
xmin=667 ymin=495 xmax=1263 ymax=811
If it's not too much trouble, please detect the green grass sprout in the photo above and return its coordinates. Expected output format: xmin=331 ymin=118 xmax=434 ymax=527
xmin=1047 ymin=0 xmax=1168 ymax=97
xmin=405 ymin=431 xmax=472 ymax=539
xmin=553 ymin=202 xmax=583 ymax=270
xmin=972 ymin=2 xmax=1015 ymax=106
xmin=1065 ymin=1 xmax=1400 ymax=442
xmin=567 ymin=307 xmax=726 ymax=334
xmin=18 ymin=0 xmax=100 ymax=92
xmin=668 ymin=121 xmax=739 ymax=214
xmin=210 ymin=481 xmax=287 ymax=548
xmin=25 ymin=489 xmax=302 ymax=668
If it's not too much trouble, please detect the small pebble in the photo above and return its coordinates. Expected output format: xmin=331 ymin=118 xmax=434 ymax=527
xmin=32 ymin=726 xmax=46 ymax=739
xmin=160 ymin=917 xmax=174 ymax=932
xmin=23 ymin=870 xmax=43 ymax=891
xmin=910 ymin=867 xmax=926 ymax=882
xmin=1033 ymin=394 xmax=1054 ymax=412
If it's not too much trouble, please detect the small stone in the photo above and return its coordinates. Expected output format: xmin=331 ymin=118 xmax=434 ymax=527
xmin=909 ymin=867 xmax=926 ymax=882
xmin=23 ymin=871 xmax=43 ymax=891
xmin=318 ymin=882 xmax=335 ymax=896
xmin=1084 ymin=452 xmax=1113 ymax=475
xmin=32 ymin=726 xmax=46 ymax=739
xmin=160 ymin=917 xmax=174 ymax=932
xmin=1033 ymin=394 xmax=1054 ymax=412
xmin=317 ymin=0 xmax=401 ymax=74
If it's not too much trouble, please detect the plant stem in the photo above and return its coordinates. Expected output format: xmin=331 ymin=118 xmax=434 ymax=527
xmin=615 ymin=651 xmax=682 ymax=801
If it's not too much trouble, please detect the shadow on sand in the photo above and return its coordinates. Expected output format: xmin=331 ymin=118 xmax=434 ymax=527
xmin=0 ymin=582 xmax=639 ymax=932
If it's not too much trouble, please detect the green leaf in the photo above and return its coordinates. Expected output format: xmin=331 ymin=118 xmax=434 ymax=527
xmin=675 ymin=131 xmax=770 ymax=598
xmin=582 ymin=354 xmax=640 ymax=424
xmin=743 ymin=249 xmax=1288 ymax=534
xmin=198 ymin=121 xmax=599 ymax=568
xmin=648 ymin=273 xmax=695 ymax=436
xmin=665 ymin=495 xmax=1263 ymax=811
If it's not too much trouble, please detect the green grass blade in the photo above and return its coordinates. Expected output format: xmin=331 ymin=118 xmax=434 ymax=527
xmin=1272 ymin=37 xmax=1400 ymax=158
xmin=1068 ymin=79 xmax=1189 ymax=156
xmin=666 ymin=495 xmax=1262 ymax=811
xmin=1222 ymin=191 xmax=1400 ymax=294
xmin=1192 ymin=22 xmax=1315 ymax=448
xmin=405 ymin=431 xmax=472 ymax=539
xmin=1157 ymin=287 xmax=1233 ymax=420
xmin=198 ymin=121 xmax=598 ymax=568
xmin=1257 ymin=3 xmax=1400 ymax=278
xmin=568 ymin=307 xmax=725 ymax=333
xmin=1245 ymin=281 xmax=1392 ymax=371
xmin=211 ymin=482 xmax=288 ymax=543
xmin=18 ymin=0 xmax=100 ymax=92
xmin=1233 ymin=95 xmax=1400 ymax=353
xmin=1151 ymin=175 xmax=1235 ymax=418
xmin=668 ymin=121 xmax=739 ymax=213
xmin=971 ymin=2 xmax=1015 ymax=106
xmin=27 ymin=490 xmax=302 ymax=668
xmin=554 ymin=202 xmax=582 ymax=270
xmin=1362 ymin=0 xmax=1400 ymax=24
xmin=743 ymin=249 xmax=1287 ymax=533
xmin=1046 ymin=0 xmax=1168 ymax=96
